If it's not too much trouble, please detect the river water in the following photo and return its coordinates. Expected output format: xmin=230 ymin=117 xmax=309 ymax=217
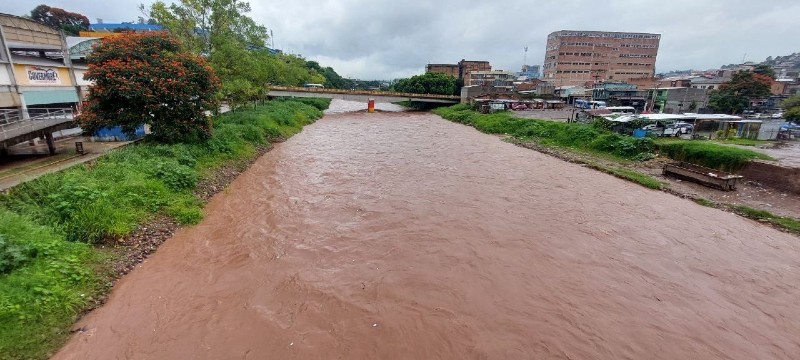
xmin=55 ymin=100 xmax=800 ymax=359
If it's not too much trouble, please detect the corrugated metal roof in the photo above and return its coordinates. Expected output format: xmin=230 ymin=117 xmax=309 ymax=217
xmin=89 ymin=23 xmax=163 ymax=31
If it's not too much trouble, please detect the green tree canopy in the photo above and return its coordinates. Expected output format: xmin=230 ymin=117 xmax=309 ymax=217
xmin=393 ymin=72 xmax=458 ymax=95
xmin=144 ymin=0 xmax=336 ymax=108
xmin=753 ymin=64 xmax=776 ymax=80
xmin=29 ymin=4 xmax=89 ymax=36
xmin=708 ymin=71 xmax=772 ymax=114
xmin=305 ymin=61 xmax=349 ymax=89
xmin=143 ymin=0 xmax=268 ymax=55
xmin=782 ymin=94 xmax=800 ymax=122
xmin=78 ymin=32 xmax=220 ymax=142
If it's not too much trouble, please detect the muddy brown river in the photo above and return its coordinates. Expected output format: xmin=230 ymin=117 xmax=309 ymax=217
xmin=55 ymin=105 xmax=800 ymax=359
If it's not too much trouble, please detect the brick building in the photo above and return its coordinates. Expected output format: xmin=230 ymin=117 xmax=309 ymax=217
xmin=426 ymin=59 xmax=492 ymax=83
xmin=542 ymin=30 xmax=660 ymax=87
xmin=425 ymin=64 xmax=459 ymax=78
xmin=458 ymin=59 xmax=491 ymax=81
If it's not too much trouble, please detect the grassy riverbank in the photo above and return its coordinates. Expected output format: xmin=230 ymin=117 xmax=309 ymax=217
xmin=433 ymin=105 xmax=771 ymax=172
xmin=0 ymin=98 xmax=329 ymax=359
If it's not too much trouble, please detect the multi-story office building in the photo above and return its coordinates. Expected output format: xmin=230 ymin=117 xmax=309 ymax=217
xmin=542 ymin=30 xmax=660 ymax=87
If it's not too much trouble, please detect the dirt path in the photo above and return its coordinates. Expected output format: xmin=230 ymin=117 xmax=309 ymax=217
xmin=55 ymin=111 xmax=800 ymax=359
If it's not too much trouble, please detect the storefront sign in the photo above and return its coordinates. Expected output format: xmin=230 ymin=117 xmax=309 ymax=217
xmin=26 ymin=66 xmax=61 ymax=85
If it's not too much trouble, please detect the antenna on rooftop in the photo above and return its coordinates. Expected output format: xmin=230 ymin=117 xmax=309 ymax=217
xmin=270 ymin=29 xmax=274 ymax=49
xmin=523 ymin=46 xmax=528 ymax=68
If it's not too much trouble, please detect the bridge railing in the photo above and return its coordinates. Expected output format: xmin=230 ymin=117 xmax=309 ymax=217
xmin=269 ymin=86 xmax=460 ymax=100
xmin=0 ymin=108 xmax=75 ymax=141
xmin=0 ymin=108 xmax=75 ymax=126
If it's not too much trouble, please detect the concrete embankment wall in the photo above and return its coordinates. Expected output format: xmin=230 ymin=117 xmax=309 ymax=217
xmin=740 ymin=160 xmax=800 ymax=194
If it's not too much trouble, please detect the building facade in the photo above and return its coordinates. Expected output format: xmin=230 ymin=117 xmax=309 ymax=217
xmin=425 ymin=59 xmax=492 ymax=83
xmin=518 ymin=64 xmax=540 ymax=79
xmin=425 ymin=64 xmax=459 ymax=78
xmin=464 ymin=70 xmax=515 ymax=87
xmin=458 ymin=59 xmax=491 ymax=81
xmin=0 ymin=13 xmax=81 ymax=112
xmin=542 ymin=30 xmax=660 ymax=87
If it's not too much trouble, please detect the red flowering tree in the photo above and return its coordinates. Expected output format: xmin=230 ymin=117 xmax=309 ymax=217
xmin=79 ymin=32 xmax=220 ymax=143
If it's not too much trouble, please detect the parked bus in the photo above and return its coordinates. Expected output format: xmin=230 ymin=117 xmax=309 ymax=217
xmin=574 ymin=99 xmax=606 ymax=109
xmin=303 ymin=83 xmax=325 ymax=89
xmin=604 ymin=106 xmax=636 ymax=114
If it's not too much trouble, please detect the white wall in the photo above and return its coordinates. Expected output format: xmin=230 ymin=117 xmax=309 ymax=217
xmin=74 ymin=68 xmax=94 ymax=86
xmin=0 ymin=65 xmax=12 ymax=85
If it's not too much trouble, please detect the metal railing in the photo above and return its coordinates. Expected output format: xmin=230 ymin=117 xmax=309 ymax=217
xmin=269 ymin=86 xmax=460 ymax=100
xmin=0 ymin=108 xmax=76 ymax=142
xmin=0 ymin=108 xmax=74 ymax=126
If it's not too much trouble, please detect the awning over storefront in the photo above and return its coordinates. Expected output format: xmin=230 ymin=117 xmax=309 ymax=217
xmin=23 ymin=89 xmax=79 ymax=105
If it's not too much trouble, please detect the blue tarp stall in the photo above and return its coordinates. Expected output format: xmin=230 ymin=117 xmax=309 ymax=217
xmin=93 ymin=125 xmax=146 ymax=141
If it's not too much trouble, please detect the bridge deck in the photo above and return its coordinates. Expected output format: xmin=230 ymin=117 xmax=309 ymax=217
xmin=268 ymin=86 xmax=459 ymax=104
xmin=1 ymin=110 xmax=76 ymax=148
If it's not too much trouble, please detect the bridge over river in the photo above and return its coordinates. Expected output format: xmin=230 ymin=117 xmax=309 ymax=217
xmin=268 ymin=86 xmax=460 ymax=104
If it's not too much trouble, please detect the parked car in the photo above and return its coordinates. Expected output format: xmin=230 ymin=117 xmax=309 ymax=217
xmin=662 ymin=122 xmax=693 ymax=137
xmin=772 ymin=112 xmax=784 ymax=119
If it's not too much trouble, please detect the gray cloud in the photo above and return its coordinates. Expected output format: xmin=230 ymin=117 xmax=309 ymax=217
xmin=4 ymin=0 xmax=798 ymax=79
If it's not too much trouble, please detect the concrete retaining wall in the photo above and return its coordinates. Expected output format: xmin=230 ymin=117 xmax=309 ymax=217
xmin=739 ymin=160 xmax=800 ymax=194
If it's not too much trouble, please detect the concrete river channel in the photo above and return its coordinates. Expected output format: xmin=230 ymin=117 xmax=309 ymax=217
xmin=55 ymin=100 xmax=800 ymax=359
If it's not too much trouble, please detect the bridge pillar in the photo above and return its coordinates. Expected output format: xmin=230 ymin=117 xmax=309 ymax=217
xmin=45 ymin=132 xmax=56 ymax=156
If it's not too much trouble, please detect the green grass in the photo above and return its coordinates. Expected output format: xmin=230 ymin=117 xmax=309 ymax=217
xmin=0 ymin=209 xmax=105 ymax=360
xmin=714 ymin=138 xmax=772 ymax=147
xmin=655 ymin=140 xmax=773 ymax=172
xmin=693 ymin=198 xmax=716 ymax=207
xmin=733 ymin=205 xmax=800 ymax=234
xmin=434 ymin=105 xmax=778 ymax=173
xmin=0 ymin=99 xmax=328 ymax=359
xmin=433 ymin=105 xmax=655 ymax=160
xmin=586 ymin=162 xmax=663 ymax=190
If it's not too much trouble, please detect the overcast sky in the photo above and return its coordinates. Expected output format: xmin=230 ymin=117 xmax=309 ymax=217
xmin=4 ymin=0 xmax=798 ymax=79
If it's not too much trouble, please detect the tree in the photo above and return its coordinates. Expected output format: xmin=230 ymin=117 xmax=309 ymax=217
xmin=782 ymin=94 xmax=800 ymax=123
xmin=392 ymin=73 xmax=458 ymax=95
xmin=305 ymin=61 xmax=348 ymax=89
xmin=753 ymin=64 xmax=776 ymax=80
xmin=78 ymin=32 xmax=220 ymax=143
xmin=143 ymin=0 xmax=267 ymax=55
xmin=708 ymin=70 xmax=772 ymax=114
xmin=29 ymin=4 xmax=89 ymax=36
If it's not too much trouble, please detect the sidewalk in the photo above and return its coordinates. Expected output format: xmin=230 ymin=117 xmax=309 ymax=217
xmin=0 ymin=137 xmax=132 ymax=191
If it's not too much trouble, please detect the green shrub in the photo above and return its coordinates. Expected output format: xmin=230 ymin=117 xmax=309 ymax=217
xmin=0 ymin=235 xmax=36 ymax=274
xmin=435 ymin=105 xmax=654 ymax=160
xmin=151 ymin=161 xmax=198 ymax=190
xmin=656 ymin=141 xmax=772 ymax=172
